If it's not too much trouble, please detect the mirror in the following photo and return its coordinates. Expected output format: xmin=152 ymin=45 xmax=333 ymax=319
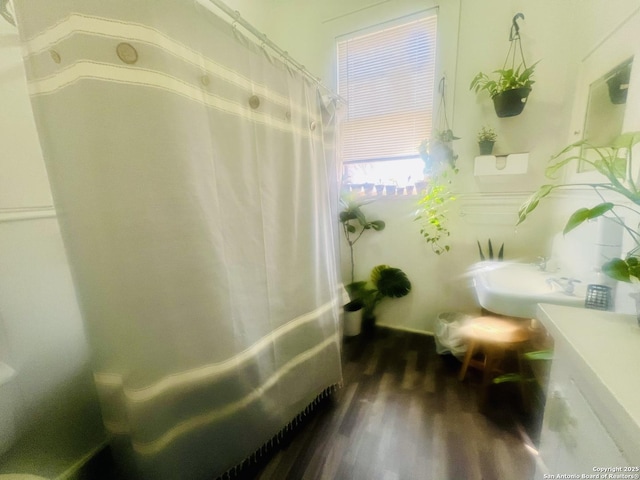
xmin=578 ymin=57 xmax=633 ymax=172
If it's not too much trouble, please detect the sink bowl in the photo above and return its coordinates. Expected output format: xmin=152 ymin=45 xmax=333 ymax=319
xmin=471 ymin=261 xmax=587 ymax=318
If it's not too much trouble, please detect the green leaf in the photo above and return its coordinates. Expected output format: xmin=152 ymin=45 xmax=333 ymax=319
xmin=612 ymin=131 xmax=640 ymax=150
xmin=375 ymin=267 xmax=412 ymax=298
xmin=498 ymin=243 xmax=504 ymax=261
xmin=370 ymin=264 xmax=390 ymax=286
xmin=611 ymin=156 xmax=627 ymax=179
xmin=517 ymin=184 xmax=555 ymax=225
xmin=493 ymin=373 xmax=527 ymax=384
xmin=345 ymin=281 xmax=369 ymax=301
xmin=549 ymin=139 xmax=588 ymax=161
xmin=563 ymin=203 xmax=614 ymax=234
xmin=602 ymin=258 xmax=631 ymax=282
xmin=524 ymin=350 xmax=554 ymax=361
xmin=346 ymin=224 xmax=356 ymax=233
xmin=546 ymin=155 xmax=584 ymax=178
xmin=339 ymin=211 xmax=357 ymax=223
xmin=477 ymin=240 xmax=485 ymax=261
xmin=370 ymin=220 xmax=386 ymax=231
xmin=353 ymin=207 xmax=367 ymax=227
xmin=488 ymin=239 xmax=494 ymax=260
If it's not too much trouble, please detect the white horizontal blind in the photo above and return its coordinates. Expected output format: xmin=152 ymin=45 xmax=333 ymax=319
xmin=338 ymin=13 xmax=438 ymax=163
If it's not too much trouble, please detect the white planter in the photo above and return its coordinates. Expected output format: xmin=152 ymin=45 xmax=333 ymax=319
xmin=343 ymin=304 xmax=363 ymax=336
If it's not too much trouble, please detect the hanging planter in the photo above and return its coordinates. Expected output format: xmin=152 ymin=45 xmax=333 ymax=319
xmin=470 ymin=13 xmax=539 ymax=118
xmin=419 ymin=77 xmax=460 ymax=174
xmin=416 ymin=77 xmax=459 ymax=255
xmin=492 ymin=86 xmax=531 ymax=118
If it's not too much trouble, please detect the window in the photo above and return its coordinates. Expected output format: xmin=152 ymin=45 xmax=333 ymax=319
xmin=337 ymin=12 xmax=438 ymax=192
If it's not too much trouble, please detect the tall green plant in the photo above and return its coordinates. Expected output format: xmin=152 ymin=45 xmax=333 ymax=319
xmin=518 ymin=132 xmax=640 ymax=282
xmin=339 ymin=196 xmax=385 ymax=286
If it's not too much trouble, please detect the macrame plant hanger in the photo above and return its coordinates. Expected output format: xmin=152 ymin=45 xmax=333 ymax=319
xmin=504 ymin=13 xmax=527 ymax=74
xmin=492 ymin=13 xmax=534 ymax=117
xmin=434 ymin=76 xmax=458 ymax=168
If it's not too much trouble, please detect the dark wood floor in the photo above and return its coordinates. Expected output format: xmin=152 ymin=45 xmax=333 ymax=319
xmin=253 ymin=328 xmax=543 ymax=480
xmin=85 ymin=328 xmax=545 ymax=479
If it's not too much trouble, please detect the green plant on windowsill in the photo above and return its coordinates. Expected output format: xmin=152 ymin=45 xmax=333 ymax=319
xmin=517 ymin=132 xmax=640 ymax=283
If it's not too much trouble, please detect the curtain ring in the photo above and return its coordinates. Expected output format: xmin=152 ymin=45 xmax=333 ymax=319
xmin=231 ymin=10 xmax=240 ymax=30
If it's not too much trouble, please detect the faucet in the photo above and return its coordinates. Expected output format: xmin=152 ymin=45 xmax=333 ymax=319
xmin=546 ymin=277 xmax=581 ymax=295
xmin=535 ymin=256 xmax=548 ymax=271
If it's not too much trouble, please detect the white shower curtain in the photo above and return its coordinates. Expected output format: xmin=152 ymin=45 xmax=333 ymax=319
xmin=13 ymin=1 xmax=343 ymax=478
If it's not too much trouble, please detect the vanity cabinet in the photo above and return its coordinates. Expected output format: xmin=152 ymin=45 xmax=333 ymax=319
xmin=535 ymin=304 xmax=640 ymax=476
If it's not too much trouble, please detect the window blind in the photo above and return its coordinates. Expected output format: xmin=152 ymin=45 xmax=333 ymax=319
xmin=337 ymin=13 xmax=438 ymax=163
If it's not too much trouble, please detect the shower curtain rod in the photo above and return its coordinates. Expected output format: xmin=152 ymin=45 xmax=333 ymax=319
xmin=203 ymin=0 xmax=346 ymax=105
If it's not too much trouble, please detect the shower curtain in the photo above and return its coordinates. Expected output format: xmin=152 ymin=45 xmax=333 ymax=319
xmin=13 ymin=1 xmax=343 ymax=478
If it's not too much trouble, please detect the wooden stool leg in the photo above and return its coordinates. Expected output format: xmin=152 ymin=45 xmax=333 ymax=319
xmin=480 ymin=347 xmax=496 ymax=405
xmin=458 ymin=339 xmax=476 ymax=381
xmin=516 ymin=347 xmax=530 ymax=412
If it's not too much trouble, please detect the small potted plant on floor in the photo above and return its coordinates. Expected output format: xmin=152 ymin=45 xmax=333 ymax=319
xmin=348 ymin=264 xmax=412 ymax=334
xmin=477 ymin=126 xmax=497 ymax=155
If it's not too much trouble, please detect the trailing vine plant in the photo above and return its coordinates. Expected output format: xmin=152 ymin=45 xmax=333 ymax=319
xmin=416 ymin=166 xmax=458 ymax=254
xmin=415 ymin=76 xmax=459 ymax=255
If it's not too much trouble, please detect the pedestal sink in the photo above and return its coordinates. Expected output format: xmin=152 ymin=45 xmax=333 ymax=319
xmin=471 ymin=261 xmax=587 ymax=318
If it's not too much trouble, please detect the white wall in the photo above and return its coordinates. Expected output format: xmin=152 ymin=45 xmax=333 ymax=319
xmin=0 ymin=13 xmax=106 ymax=478
xmin=253 ymin=0 xmax=586 ymax=331
xmin=453 ymin=0 xmax=581 ymax=193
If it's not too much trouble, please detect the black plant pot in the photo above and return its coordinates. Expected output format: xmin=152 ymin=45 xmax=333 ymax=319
xmin=478 ymin=140 xmax=495 ymax=155
xmin=492 ymin=87 xmax=531 ymax=118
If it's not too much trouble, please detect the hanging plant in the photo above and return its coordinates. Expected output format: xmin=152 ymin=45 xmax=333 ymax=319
xmin=415 ymin=167 xmax=457 ymax=254
xmin=469 ymin=13 xmax=539 ymax=118
xmin=416 ymin=76 xmax=459 ymax=255
xmin=419 ymin=78 xmax=460 ymax=173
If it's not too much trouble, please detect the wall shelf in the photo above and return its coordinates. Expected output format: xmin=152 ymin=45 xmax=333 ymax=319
xmin=474 ymin=153 xmax=529 ymax=176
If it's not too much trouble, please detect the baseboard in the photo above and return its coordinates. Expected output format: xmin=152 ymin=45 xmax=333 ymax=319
xmin=376 ymin=323 xmax=434 ymax=336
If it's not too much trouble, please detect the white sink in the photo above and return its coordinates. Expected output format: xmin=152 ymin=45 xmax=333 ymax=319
xmin=471 ymin=261 xmax=587 ymax=318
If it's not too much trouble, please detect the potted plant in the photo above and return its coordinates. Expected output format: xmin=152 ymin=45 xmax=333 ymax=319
xmin=470 ymin=62 xmax=538 ymax=118
xmin=470 ymin=14 xmax=538 ymax=118
xmin=477 ymin=239 xmax=504 ymax=261
xmin=517 ymin=132 xmax=640 ymax=320
xmin=339 ymin=196 xmax=386 ymax=335
xmin=385 ymin=181 xmax=397 ymax=196
xmin=348 ymin=264 xmax=412 ymax=334
xmin=419 ymin=129 xmax=460 ymax=173
xmin=415 ymin=135 xmax=458 ymax=255
xmin=477 ymin=126 xmax=498 ymax=155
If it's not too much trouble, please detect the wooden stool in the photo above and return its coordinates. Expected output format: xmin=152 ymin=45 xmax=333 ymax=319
xmin=457 ymin=315 xmax=532 ymax=406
